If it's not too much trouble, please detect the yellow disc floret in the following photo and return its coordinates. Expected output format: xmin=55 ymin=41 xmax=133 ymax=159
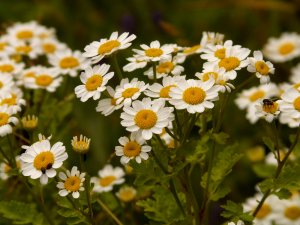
xmin=145 ymin=48 xmax=163 ymax=57
xmin=156 ymin=61 xmax=174 ymax=74
xmin=279 ymin=43 xmax=295 ymax=55
xmin=59 ymin=57 xmax=79 ymax=69
xmin=255 ymin=61 xmax=270 ymax=75
xmin=183 ymin=87 xmax=206 ymax=105
xmin=0 ymin=64 xmax=14 ymax=73
xmin=85 ymin=75 xmax=103 ymax=91
xmin=0 ymin=113 xmax=9 ymax=126
xmin=218 ymin=57 xmax=240 ymax=71
xmin=123 ymin=141 xmax=141 ymax=157
xmin=33 ymin=151 xmax=54 ymax=171
xmin=256 ymin=204 xmax=271 ymax=219
xmin=64 ymin=176 xmax=81 ymax=192
xmin=122 ymin=88 xmax=139 ymax=98
xmin=99 ymin=175 xmax=116 ymax=187
xmin=249 ymin=90 xmax=265 ymax=102
xmin=159 ymin=85 xmax=176 ymax=98
xmin=284 ymin=206 xmax=300 ymax=220
xmin=134 ymin=110 xmax=158 ymax=129
xmin=35 ymin=75 xmax=53 ymax=87
xmin=98 ymin=40 xmax=121 ymax=55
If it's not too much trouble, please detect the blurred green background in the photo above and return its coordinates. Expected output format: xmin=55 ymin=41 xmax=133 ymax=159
xmin=2 ymin=0 xmax=300 ymax=208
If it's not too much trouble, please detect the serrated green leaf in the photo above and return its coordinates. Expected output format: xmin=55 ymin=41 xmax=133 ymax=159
xmin=221 ymin=200 xmax=253 ymax=222
xmin=212 ymin=132 xmax=230 ymax=145
xmin=136 ymin=186 xmax=186 ymax=224
xmin=262 ymin=137 xmax=274 ymax=152
xmin=274 ymin=189 xmax=292 ymax=199
xmin=0 ymin=201 xmax=43 ymax=224
xmin=210 ymin=185 xmax=231 ymax=201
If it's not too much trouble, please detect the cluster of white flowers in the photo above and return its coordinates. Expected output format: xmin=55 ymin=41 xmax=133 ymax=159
xmin=244 ymin=193 xmax=300 ymax=225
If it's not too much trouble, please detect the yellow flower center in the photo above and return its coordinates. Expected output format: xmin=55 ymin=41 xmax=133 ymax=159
xmin=0 ymin=42 xmax=7 ymax=51
xmin=16 ymin=30 xmax=33 ymax=40
xmin=183 ymin=87 xmax=206 ymax=105
xmin=1 ymin=96 xmax=16 ymax=106
xmin=0 ymin=81 xmax=3 ymax=88
xmin=85 ymin=75 xmax=103 ymax=91
xmin=35 ymin=75 xmax=53 ymax=87
xmin=16 ymin=45 xmax=32 ymax=54
xmin=64 ymin=176 xmax=81 ymax=192
xmin=59 ymin=57 xmax=79 ymax=69
xmin=134 ymin=109 xmax=158 ymax=129
xmin=294 ymin=97 xmax=300 ymax=111
xmin=156 ymin=61 xmax=174 ymax=74
xmin=0 ymin=64 xmax=14 ymax=73
xmin=22 ymin=115 xmax=38 ymax=130
xmin=279 ymin=42 xmax=295 ymax=55
xmin=218 ymin=57 xmax=240 ymax=71
xmin=249 ymin=90 xmax=265 ymax=102
xmin=111 ymin=98 xmax=117 ymax=106
xmin=118 ymin=189 xmax=136 ymax=202
xmin=214 ymin=48 xmax=226 ymax=59
xmin=98 ymin=40 xmax=121 ymax=55
xmin=72 ymin=135 xmax=90 ymax=153
xmin=0 ymin=113 xmax=9 ymax=126
xmin=24 ymin=72 xmax=36 ymax=78
xmin=145 ymin=48 xmax=163 ymax=57
xmin=256 ymin=204 xmax=271 ymax=219
xmin=218 ymin=80 xmax=226 ymax=86
xmin=159 ymin=85 xmax=176 ymax=98
xmin=33 ymin=151 xmax=54 ymax=171
xmin=284 ymin=206 xmax=300 ymax=220
xmin=122 ymin=87 xmax=139 ymax=98
xmin=4 ymin=164 xmax=11 ymax=173
xmin=42 ymin=43 xmax=56 ymax=53
xmin=183 ymin=45 xmax=200 ymax=54
xmin=262 ymin=102 xmax=278 ymax=114
xmin=202 ymin=72 xmax=218 ymax=81
xmin=99 ymin=175 xmax=116 ymax=187
xmin=255 ymin=61 xmax=270 ymax=75
xmin=123 ymin=141 xmax=141 ymax=157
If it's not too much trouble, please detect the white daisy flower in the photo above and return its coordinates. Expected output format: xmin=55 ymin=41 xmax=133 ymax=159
xmin=71 ymin=134 xmax=90 ymax=154
xmin=20 ymin=139 xmax=68 ymax=185
xmin=0 ymin=156 xmax=22 ymax=180
xmin=75 ymin=64 xmax=114 ymax=102
xmin=0 ymin=105 xmax=18 ymax=137
xmin=290 ymin=63 xmax=300 ymax=84
xmin=21 ymin=115 xmax=38 ymax=130
xmin=11 ymin=40 xmax=41 ymax=59
xmin=278 ymin=87 xmax=300 ymax=119
xmin=17 ymin=66 xmax=42 ymax=87
xmin=169 ymin=78 xmax=220 ymax=114
xmin=235 ymin=83 xmax=279 ymax=110
xmin=123 ymin=55 xmax=147 ymax=72
xmin=114 ymin=78 xmax=148 ymax=106
xmin=144 ymin=57 xmax=184 ymax=79
xmin=279 ymin=112 xmax=300 ymax=128
xmin=115 ymin=132 xmax=151 ymax=164
xmin=0 ymin=91 xmax=26 ymax=114
xmin=201 ymin=31 xmax=224 ymax=46
xmin=116 ymin=186 xmax=137 ymax=202
xmin=243 ymin=193 xmax=279 ymax=225
xmin=91 ymin=165 xmax=125 ymax=193
xmin=145 ymin=76 xmax=185 ymax=100
xmin=38 ymin=38 xmax=68 ymax=56
xmin=255 ymin=99 xmax=280 ymax=123
xmin=96 ymin=86 xmax=123 ymax=116
xmin=0 ymin=36 xmax=14 ymax=58
xmin=121 ymin=98 xmax=174 ymax=140
xmin=263 ymin=32 xmax=300 ymax=63
xmin=36 ymin=25 xmax=56 ymax=40
xmin=133 ymin=40 xmax=173 ymax=62
xmin=0 ymin=73 xmax=15 ymax=93
xmin=0 ymin=58 xmax=24 ymax=76
xmin=49 ymin=49 xmax=89 ymax=77
xmin=24 ymin=67 xmax=63 ymax=92
xmin=83 ymin=31 xmax=136 ymax=63
xmin=57 ymin=166 xmax=85 ymax=199
xmin=6 ymin=21 xmax=40 ymax=42
xmin=201 ymin=40 xmax=236 ymax=62
xmin=273 ymin=195 xmax=300 ymax=225
xmin=247 ymin=50 xmax=275 ymax=84
xmin=204 ymin=44 xmax=250 ymax=80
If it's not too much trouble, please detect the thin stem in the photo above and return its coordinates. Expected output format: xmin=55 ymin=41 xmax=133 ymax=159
xmin=0 ymin=146 xmax=11 ymax=165
xmin=7 ymin=135 xmax=16 ymax=167
xmin=174 ymin=109 xmax=182 ymax=137
xmin=97 ymin=199 xmax=124 ymax=225
xmin=165 ymin=127 xmax=180 ymax=141
xmin=252 ymin=126 xmax=300 ymax=217
xmin=151 ymin=146 xmax=168 ymax=174
xmin=79 ymin=155 xmax=95 ymax=225
xmin=186 ymin=166 xmax=200 ymax=225
xmin=66 ymin=195 xmax=89 ymax=218
xmin=111 ymin=54 xmax=123 ymax=81
xmin=13 ymin=132 xmax=31 ymax=144
xmin=271 ymin=121 xmax=281 ymax=165
xmin=152 ymin=62 xmax=157 ymax=82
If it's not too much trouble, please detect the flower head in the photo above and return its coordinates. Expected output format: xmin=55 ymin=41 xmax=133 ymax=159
xmin=71 ymin=134 xmax=91 ymax=154
xmin=21 ymin=115 xmax=38 ymax=130
xmin=57 ymin=166 xmax=85 ymax=199
xmin=116 ymin=186 xmax=137 ymax=202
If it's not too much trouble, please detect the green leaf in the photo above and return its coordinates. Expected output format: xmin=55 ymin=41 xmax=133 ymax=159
xmin=221 ymin=200 xmax=253 ymax=222
xmin=274 ymin=189 xmax=292 ymax=200
xmin=136 ymin=186 xmax=186 ymax=224
xmin=212 ymin=132 xmax=230 ymax=145
xmin=262 ymin=136 xmax=274 ymax=152
xmin=210 ymin=185 xmax=231 ymax=201
xmin=0 ymin=201 xmax=44 ymax=224
xmin=252 ymin=164 xmax=276 ymax=178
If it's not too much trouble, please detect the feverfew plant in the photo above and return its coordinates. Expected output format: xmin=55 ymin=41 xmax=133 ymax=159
xmin=0 ymin=21 xmax=300 ymax=225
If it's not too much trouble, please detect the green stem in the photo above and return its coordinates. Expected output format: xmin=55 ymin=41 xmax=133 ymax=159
xmin=173 ymin=109 xmax=183 ymax=138
xmin=271 ymin=121 xmax=281 ymax=164
xmin=252 ymin=126 xmax=300 ymax=217
xmin=13 ymin=132 xmax=31 ymax=144
xmin=111 ymin=54 xmax=123 ymax=81
xmin=7 ymin=135 xmax=16 ymax=167
xmin=97 ymin=199 xmax=124 ymax=225
xmin=79 ymin=155 xmax=95 ymax=225
xmin=0 ymin=146 xmax=12 ymax=165
xmin=165 ymin=127 xmax=180 ymax=141
xmin=66 ymin=195 xmax=89 ymax=219
xmin=152 ymin=62 xmax=157 ymax=82
xmin=186 ymin=166 xmax=200 ymax=225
